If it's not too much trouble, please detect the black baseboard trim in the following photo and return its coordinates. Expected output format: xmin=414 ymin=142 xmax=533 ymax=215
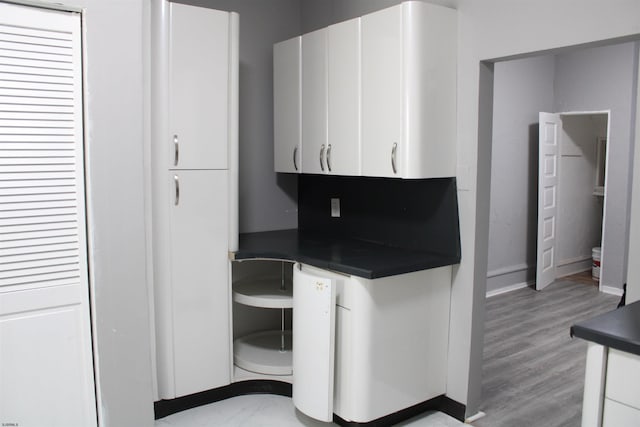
xmin=154 ymin=382 xmax=465 ymax=424
xmin=154 ymin=380 xmax=292 ymax=420
xmin=333 ymin=395 xmax=466 ymax=426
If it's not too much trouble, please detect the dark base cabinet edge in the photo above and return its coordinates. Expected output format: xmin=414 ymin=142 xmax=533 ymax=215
xmin=154 ymin=380 xmax=292 ymax=420
xmin=154 ymin=381 xmax=466 ymax=425
xmin=334 ymin=395 xmax=466 ymax=426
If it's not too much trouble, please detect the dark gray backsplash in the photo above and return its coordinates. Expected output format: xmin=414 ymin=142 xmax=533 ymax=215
xmin=298 ymin=175 xmax=460 ymax=257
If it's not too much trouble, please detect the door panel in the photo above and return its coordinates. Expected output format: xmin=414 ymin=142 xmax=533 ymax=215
xmin=274 ymin=37 xmax=301 ymax=173
xmin=301 ymin=28 xmax=328 ymax=175
xmin=169 ymin=170 xmax=230 ymax=396
xmin=0 ymin=286 xmax=96 ymax=427
xmin=537 ymin=113 xmax=560 ymax=290
xmin=293 ymin=264 xmax=336 ymax=422
xmin=169 ymin=3 xmax=229 ymax=170
xmin=361 ymin=5 xmax=402 ymax=177
xmin=328 ymin=18 xmax=361 ymax=176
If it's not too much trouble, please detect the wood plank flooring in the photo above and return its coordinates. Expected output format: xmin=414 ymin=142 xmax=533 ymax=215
xmin=472 ymin=278 xmax=618 ymax=427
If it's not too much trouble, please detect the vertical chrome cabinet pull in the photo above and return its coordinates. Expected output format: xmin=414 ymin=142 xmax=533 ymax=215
xmin=293 ymin=146 xmax=299 ymax=171
xmin=391 ymin=142 xmax=398 ymax=174
xmin=326 ymin=144 xmax=332 ymax=172
xmin=320 ymin=144 xmax=326 ymax=172
xmin=174 ymin=174 xmax=180 ymax=206
xmin=173 ymin=135 xmax=179 ymax=166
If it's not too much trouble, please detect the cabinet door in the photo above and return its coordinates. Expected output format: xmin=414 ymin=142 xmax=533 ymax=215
xmin=169 ymin=3 xmax=229 ymax=170
xmin=293 ymin=264 xmax=336 ymax=422
xmin=274 ymin=37 xmax=301 ymax=173
xmin=327 ymin=18 xmax=361 ymax=176
xmin=301 ymin=28 xmax=328 ymax=175
xmin=169 ymin=170 xmax=230 ymax=396
xmin=361 ymin=5 xmax=403 ymax=178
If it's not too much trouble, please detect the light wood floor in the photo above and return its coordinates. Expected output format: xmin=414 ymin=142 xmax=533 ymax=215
xmin=472 ymin=277 xmax=618 ymax=427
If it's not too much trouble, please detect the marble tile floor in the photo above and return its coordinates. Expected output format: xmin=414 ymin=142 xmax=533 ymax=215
xmin=154 ymin=394 xmax=466 ymax=427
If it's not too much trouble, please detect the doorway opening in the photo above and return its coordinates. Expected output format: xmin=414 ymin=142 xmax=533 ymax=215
xmin=485 ymin=41 xmax=637 ymax=299
xmin=475 ymin=40 xmax=638 ymax=425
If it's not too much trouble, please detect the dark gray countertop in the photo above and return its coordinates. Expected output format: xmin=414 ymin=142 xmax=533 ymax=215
xmin=233 ymin=229 xmax=460 ymax=279
xmin=571 ymin=300 xmax=640 ymax=356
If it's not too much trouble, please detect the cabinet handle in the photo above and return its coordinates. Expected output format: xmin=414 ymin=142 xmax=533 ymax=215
xmin=174 ymin=174 xmax=180 ymax=206
xmin=173 ymin=135 xmax=179 ymax=167
xmin=326 ymin=144 xmax=332 ymax=172
xmin=320 ymin=144 xmax=325 ymax=172
xmin=293 ymin=146 xmax=299 ymax=171
xmin=391 ymin=142 xmax=398 ymax=174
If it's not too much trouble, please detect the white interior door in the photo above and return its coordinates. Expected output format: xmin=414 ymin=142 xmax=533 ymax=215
xmin=0 ymin=3 xmax=96 ymax=425
xmin=537 ymin=113 xmax=561 ymax=290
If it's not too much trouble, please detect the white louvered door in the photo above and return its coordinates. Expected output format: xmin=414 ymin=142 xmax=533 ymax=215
xmin=0 ymin=3 xmax=97 ymax=427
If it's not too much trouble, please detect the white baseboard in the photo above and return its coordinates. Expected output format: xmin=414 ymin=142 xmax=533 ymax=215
xmin=465 ymin=411 xmax=486 ymax=423
xmin=486 ymin=281 xmax=532 ymax=298
xmin=600 ymin=285 xmax=623 ymax=297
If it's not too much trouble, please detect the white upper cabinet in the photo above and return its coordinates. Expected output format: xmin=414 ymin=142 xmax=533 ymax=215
xmin=362 ymin=2 xmax=457 ymax=178
xmin=274 ymin=1 xmax=457 ymax=179
xmin=169 ymin=3 xmax=229 ymax=170
xmin=328 ymin=18 xmax=361 ymax=176
xmin=301 ymin=28 xmax=328 ymax=175
xmin=274 ymin=37 xmax=301 ymax=173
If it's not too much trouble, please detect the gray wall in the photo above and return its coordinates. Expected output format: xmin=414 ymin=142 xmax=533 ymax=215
xmin=487 ymin=42 xmax=638 ymax=295
xmin=554 ymin=42 xmax=639 ymax=291
xmin=174 ymin=0 xmax=301 ymax=233
xmin=487 ymin=55 xmax=555 ymax=294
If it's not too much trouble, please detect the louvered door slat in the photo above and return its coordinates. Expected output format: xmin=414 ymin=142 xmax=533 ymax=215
xmin=0 ymin=94 xmax=73 ymax=105
xmin=0 ymin=248 xmax=78 ymax=265
xmin=0 ymin=220 xmax=76 ymax=234
xmin=0 ymin=39 xmax=72 ymax=56
xmin=0 ymin=187 xmax=75 ymax=199
xmin=0 ymin=47 xmax=72 ymax=62
xmin=0 ymin=241 xmax=79 ymax=257
xmin=0 ymin=63 xmax=74 ymax=78
xmin=0 ymin=261 xmax=79 ymax=279
xmin=0 ymin=73 xmax=73 ymax=86
xmin=0 ymin=270 xmax=79 ymax=287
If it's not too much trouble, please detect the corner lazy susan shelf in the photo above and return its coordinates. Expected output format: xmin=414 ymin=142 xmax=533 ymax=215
xmin=233 ymin=270 xmax=293 ymax=376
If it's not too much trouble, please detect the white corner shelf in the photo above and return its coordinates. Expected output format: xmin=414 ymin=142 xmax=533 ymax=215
xmin=233 ymin=330 xmax=292 ymax=376
xmin=233 ymin=276 xmax=293 ymax=309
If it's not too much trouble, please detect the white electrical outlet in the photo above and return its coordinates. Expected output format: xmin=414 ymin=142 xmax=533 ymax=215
xmin=331 ymin=198 xmax=340 ymax=217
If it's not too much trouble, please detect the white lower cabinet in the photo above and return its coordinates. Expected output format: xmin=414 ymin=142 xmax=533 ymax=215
xmin=581 ymin=347 xmax=640 ymax=427
xmin=602 ymin=349 xmax=640 ymax=426
xmin=293 ymin=263 xmax=452 ymax=423
xmin=156 ymin=170 xmax=231 ymax=398
xmin=229 ymin=260 xmax=452 ymax=423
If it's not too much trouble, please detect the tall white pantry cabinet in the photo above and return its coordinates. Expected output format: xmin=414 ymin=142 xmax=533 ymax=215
xmin=151 ymin=1 xmax=239 ymax=400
